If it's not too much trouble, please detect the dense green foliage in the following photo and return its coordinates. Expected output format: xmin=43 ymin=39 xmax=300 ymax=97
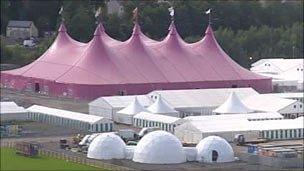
xmin=0 ymin=0 xmax=303 ymax=67
xmin=0 ymin=148 xmax=103 ymax=170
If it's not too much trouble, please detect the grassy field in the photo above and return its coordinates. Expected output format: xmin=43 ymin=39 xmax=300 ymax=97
xmin=0 ymin=148 xmax=105 ymax=171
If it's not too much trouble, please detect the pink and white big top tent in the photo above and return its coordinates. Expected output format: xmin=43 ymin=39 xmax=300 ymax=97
xmin=0 ymin=21 xmax=272 ymax=100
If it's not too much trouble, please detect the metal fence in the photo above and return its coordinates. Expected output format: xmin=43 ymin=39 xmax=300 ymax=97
xmin=2 ymin=141 xmax=134 ymax=171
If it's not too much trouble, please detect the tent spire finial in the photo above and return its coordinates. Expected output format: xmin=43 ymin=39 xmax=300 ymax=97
xmin=95 ymin=7 xmax=102 ymax=25
xmin=58 ymin=6 xmax=65 ymax=22
xmin=168 ymin=6 xmax=175 ymax=22
xmin=132 ymin=7 xmax=139 ymax=24
xmin=205 ymin=8 xmax=212 ymax=25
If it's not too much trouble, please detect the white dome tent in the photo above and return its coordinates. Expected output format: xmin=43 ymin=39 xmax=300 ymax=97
xmin=196 ymin=136 xmax=235 ymax=163
xmin=133 ymin=130 xmax=186 ymax=164
xmin=87 ymin=133 xmax=126 ymax=160
xmin=147 ymin=95 xmax=179 ymax=117
xmin=213 ymin=92 xmax=254 ymax=114
xmin=116 ymin=96 xmax=147 ymax=124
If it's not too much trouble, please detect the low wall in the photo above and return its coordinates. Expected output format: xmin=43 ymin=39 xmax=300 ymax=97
xmin=1 ymin=141 xmax=134 ymax=171
xmin=239 ymin=153 xmax=303 ymax=169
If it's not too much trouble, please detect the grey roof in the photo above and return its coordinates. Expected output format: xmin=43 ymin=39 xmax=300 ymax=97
xmin=7 ymin=20 xmax=33 ymax=28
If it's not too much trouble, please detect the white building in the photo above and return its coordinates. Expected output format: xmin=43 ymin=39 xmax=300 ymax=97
xmin=133 ymin=112 xmax=185 ymax=132
xmin=89 ymin=88 xmax=259 ymax=118
xmin=133 ymin=130 xmax=186 ymax=164
xmin=184 ymin=112 xmax=284 ymax=122
xmin=147 ymin=95 xmax=179 ymax=117
xmin=213 ymin=92 xmax=254 ymax=114
xmin=0 ymin=101 xmax=28 ymax=121
xmin=89 ymin=95 xmax=152 ymax=119
xmin=243 ymin=94 xmax=304 ymax=118
xmin=87 ymin=133 xmax=126 ymax=160
xmin=251 ymin=58 xmax=303 ymax=92
xmin=148 ymin=88 xmax=259 ymax=116
xmin=267 ymin=92 xmax=304 ymax=103
xmin=196 ymin=136 xmax=235 ymax=163
xmin=175 ymin=117 xmax=304 ymax=144
xmin=256 ymin=117 xmax=304 ymax=140
xmin=27 ymin=105 xmax=113 ymax=132
xmin=115 ymin=97 xmax=147 ymax=125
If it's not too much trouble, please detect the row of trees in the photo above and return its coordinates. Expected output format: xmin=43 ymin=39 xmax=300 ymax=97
xmin=1 ymin=0 xmax=303 ymax=67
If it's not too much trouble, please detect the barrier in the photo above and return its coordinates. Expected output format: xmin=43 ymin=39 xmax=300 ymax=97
xmin=2 ymin=141 xmax=133 ymax=170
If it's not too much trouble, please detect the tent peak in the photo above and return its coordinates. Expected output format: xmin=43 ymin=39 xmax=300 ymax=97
xmin=98 ymin=23 xmax=105 ymax=32
xmin=168 ymin=21 xmax=177 ymax=35
xmin=58 ymin=22 xmax=67 ymax=32
xmin=93 ymin=24 xmax=102 ymax=36
xmin=117 ymin=96 xmax=147 ymax=115
xmin=213 ymin=92 xmax=254 ymax=114
xmin=205 ymin=24 xmax=214 ymax=35
xmin=132 ymin=22 xmax=141 ymax=35
xmin=147 ymin=95 xmax=178 ymax=114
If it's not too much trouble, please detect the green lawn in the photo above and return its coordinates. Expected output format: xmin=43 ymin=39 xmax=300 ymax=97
xmin=0 ymin=148 xmax=106 ymax=171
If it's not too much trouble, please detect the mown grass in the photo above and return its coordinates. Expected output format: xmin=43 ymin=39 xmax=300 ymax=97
xmin=0 ymin=148 xmax=107 ymax=171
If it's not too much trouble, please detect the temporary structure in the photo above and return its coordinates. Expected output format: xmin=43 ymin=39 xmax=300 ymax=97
xmin=133 ymin=130 xmax=186 ymax=164
xmin=243 ymin=94 xmax=304 ymax=118
xmin=87 ymin=133 xmax=126 ymax=159
xmin=147 ymin=95 xmax=179 ymax=117
xmin=175 ymin=116 xmax=303 ymax=143
xmin=27 ymin=105 xmax=113 ymax=132
xmin=148 ymin=87 xmax=259 ymax=115
xmin=89 ymin=94 xmax=152 ymax=119
xmin=213 ymin=92 xmax=254 ymax=114
xmin=1 ymin=19 xmax=272 ymax=100
xmin=115 ymin=97 xmax=147 ymax=124
xmin=196 ymin=136 xmax=235 ymax=163
xmin=0 ymin=101 xmax=28 ymax=121
xmin=251 ymin=58 xmax=303 ymax=91
xmin=133 ymin=112 xmax=185 ymax=132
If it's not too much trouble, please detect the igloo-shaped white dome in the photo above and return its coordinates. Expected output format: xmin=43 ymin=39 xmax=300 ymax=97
xmin=133 ymin=130 xmax=186 ymax=164
xmin=196 ymin=136 xmax=234 ymax=163
xmin=87 ymin=133 xmax=126 ymax=160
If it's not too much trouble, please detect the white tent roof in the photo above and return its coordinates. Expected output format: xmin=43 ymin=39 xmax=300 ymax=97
xmin=27 ymin=105 xmax=111 ymax=124
xmin=87 ymin=133 xmax=126 ymax=160
xmin=147 ymin=95 xmax=178 ymax=114
xmin=184 ymin=112 xmax=283 ymax=121
xmin=0 ymin=101 xmax=19 ymax=107
xmin=0 ymin=101 xmax=27 ymax=114
xmin=247 ymin=116 xmax=304 ymax=131
xmin=196 ymin=136 xmax=234 ymax=163
xmin=267 ymin=92 xmax=304 ymax=99
xmin=117 ymin=97 xmax=147 ymax=115
xmin=148 ymin=88 xmax=259 ymax=109
xmin=134 ymin=112 xmax=183 ymax=124
xmin=185 ymin=117 xmax=303 ymax=133
xmin=89 ymin=95 xmax=152 ymax=108
xmin=213 ymin=92 xmax=254 ymax=114
xmin=133 ymin=130 xmax=186 ymax=164
xmin=251 ymin=58 xmax=303 ymax=72
xmin=243 ymin=94 xmax=297 ymax=112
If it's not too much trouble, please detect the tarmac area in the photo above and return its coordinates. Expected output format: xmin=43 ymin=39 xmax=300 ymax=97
xmin=1 ymin=88 xmax=303 ymax=170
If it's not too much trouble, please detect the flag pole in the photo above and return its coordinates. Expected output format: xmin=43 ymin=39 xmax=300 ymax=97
xmin=132 ymin=7 xmax=138 ymax=24
xmin=206 ymin=8 xmax=212 ymax=25
xmin=59 ymin=6 xmax=64 ymax=22
xmin=168 ymin=6 xmax=175 ymax=22
xmin=95 ymin=7 xmax=102 ymax=25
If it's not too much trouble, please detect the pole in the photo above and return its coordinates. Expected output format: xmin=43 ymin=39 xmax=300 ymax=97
xmin=292 ymin=46 xmax=295 ymax=58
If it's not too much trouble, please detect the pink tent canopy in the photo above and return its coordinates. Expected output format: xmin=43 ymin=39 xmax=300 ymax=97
xmin=1 ymin=21 xmax=272 ymax=99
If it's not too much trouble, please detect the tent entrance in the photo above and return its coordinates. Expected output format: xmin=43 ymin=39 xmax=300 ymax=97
xmin=212 ymin=150 xmax=218 ymax=162
xmin=34 ymin=83 xmax=40 ymax=92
